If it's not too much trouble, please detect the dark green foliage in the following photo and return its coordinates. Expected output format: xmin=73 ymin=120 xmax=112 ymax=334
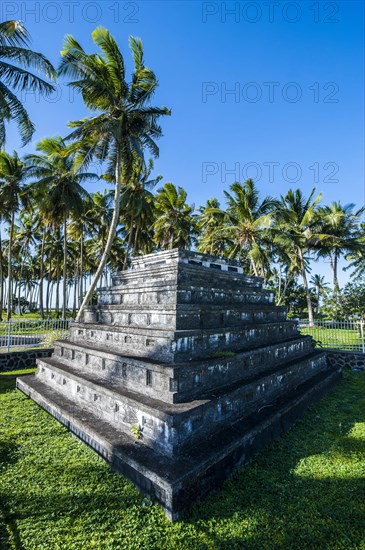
xmin=0 ymin=369 xmax=364 ymax=548
xmin=0 ymin=20 xmax=56 ymax=146
xmin=321 ymin=280 xmax=365 ymax=321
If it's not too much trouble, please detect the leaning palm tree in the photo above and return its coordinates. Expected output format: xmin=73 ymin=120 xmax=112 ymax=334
xmin=0 ymin=20 xmax=55 ymax=146
xmin=25 ymin=137 xmax=96 ymax=318
xmin=58 ymin=26 xmax=170 ymax=321
xmin=0 ymin=151 xmax=29 ymax=320
xmin=153 ymin=183 xmax=195 ymax=250
xmin=275 ymin=188 xmax=322 ymax=325
xmin=85 ymin=190 xmax=114 ymax=287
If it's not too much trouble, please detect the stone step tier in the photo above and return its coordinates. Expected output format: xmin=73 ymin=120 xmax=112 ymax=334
xmin=82 ymin=303 xmax=286 ymax=330
xmin=96 ymin=280 xmax=275 ymax=308
xmin=68 ymin=321 xmax=300 ymax=363
xmin=51 ymin=335 xmax=313 ymax=403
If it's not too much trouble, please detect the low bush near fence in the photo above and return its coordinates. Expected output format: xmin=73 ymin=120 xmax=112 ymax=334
xmin=0 ymin=320 xmax=71 ymax=353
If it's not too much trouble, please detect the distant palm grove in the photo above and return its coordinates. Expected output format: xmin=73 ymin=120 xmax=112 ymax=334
xmin=0 ymin=21 xmax=364 ymax=323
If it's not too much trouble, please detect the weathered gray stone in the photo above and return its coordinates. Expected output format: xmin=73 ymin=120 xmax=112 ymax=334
xmin=17 ymin=249 xmax=341 ymax=520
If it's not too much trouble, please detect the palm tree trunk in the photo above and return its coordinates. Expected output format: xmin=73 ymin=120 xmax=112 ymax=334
xmin=72 ymin=265 xmax=78 ymax=317
xmin=134 ymin=225 xmax=139 ymax=254
xmin=277 ymin=265 xmax=282 ymax=304
xmin=46 ymin=277 xmax=51 ymax=316
xmin=79 ymin=227 xmax=83 ymax=307
xmin=62 ymin=217 xmax=68 ymax=318
xmin=30 ymin=284 xmax=35 ymax=310
xmin=123 ymin=227 xmax=134 ymax=270
xmin=39 ymin=227 xmax=46 ymax=318
xmin=0 ymin=224 xmax=3 ymax=321
xmin=76 ymin=150 xmax=122 ymax=322
xmin=316 ymin=288 xmax=320 ymax=317
xmin=55 ymin=265 xmax=60 ymax=318
xmin=7 ymin=210 xmax=15 ymax=321
xmin=13 ymin=281 xmax=18 ymax=312
xmin=277 ymin=276 xmax=291 ymax=307
xmin=250 ymin=257 xmax=259 ymax=277
xmin=298 ymin=248 xmax=314 ymax=325
xmin=332 ymin=253 xmax=340 ymax=293
xmin=18 ymin=255 xmax=24 ymax=316
xmin=49 ymin=281 xmax=54 ymax=316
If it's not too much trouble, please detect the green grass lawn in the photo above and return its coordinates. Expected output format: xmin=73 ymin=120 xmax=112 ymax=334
xmin=300 ymin=326 xmax=363 ymax=351
xmin=1 ymin=369 xmax=365 ymax=549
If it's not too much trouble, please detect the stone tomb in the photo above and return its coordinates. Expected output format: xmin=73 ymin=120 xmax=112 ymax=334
xmin=17 ymin=249 xmax=341 ymax=520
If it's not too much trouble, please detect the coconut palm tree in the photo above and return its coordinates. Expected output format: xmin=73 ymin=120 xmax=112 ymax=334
xmin=344 ymin=223 xmax=365 ymax=281
xmin=153 ymin=183 xmax=195 ymax=250
xmin=316 ymin=202 xmax=364 ymax=293
xmin=310 ymin=274 xmax=329 ymax=317
xmin=58 ymin=26 xmax=170 ymax=321
xmin=12 ymin=211 xmax=40 ymax=315
xmin=68 ymin=200 xmax=96 ymax=309
xmin=0 ymin=150 xmax=30 ymax=320
xmin=275 ymin=188 xmax=322 ymax=325
xmin=196 ymin=198 xmax=226 ymax=256
xmin=269 ymin=237 xmax=302 ymax=307
xmin=221 ymin=179 xmax=278 ymax=276
xmin=0 ymin=200 xmax=8 ymax=320
xmin=25 ymin=137 xmax=96 ymax=318
xmin=0 ymin=20 xmax=56 ymax=146
xmin=121 ymin=157 xmax=161 ymax=268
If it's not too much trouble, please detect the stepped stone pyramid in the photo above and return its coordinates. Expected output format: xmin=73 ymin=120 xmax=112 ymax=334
xmin=17 ymin=249 xmax=341 ymax=520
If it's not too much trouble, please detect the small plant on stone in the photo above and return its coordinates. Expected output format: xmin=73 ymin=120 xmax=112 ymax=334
xmin=43 ymin=330 xmax=68 ymax=348
xmin=311 ymin=338 xmax=323 ymax=349
xmin=130 ymin=424 xmax=143 ymax=440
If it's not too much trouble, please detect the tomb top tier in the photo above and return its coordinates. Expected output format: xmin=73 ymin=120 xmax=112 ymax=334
xmin=131 ymin=249 xmax=246 ymax=272
xmin=111 ymin=249 xmax=263 ymax=288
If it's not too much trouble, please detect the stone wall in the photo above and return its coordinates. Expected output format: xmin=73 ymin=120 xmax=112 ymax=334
xmin=0 ymin=348 xmax=53 ymax=372
xmin=327 ymin=350 xmax=365 ymax=371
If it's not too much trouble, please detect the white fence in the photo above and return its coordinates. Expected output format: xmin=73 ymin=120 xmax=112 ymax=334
xmin=0 ymin=319 xmax=71 ymax=353
xmin=1 ymin=317 xmax=364 ymax=354
xmin=298 ymin=319 xmax=365 ymax=353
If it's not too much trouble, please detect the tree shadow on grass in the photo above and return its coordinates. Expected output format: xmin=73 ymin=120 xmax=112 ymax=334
xmin=185 ymin=373 xmax=365 ymax=548
xmin=0 ymin=441 xmax=25 ymax=550
xmin=0 ymin=440 xmax=19 ymax=472
xmin=0 ymin=370 xmax=35 ymax=395
xmin=1 ymin=460 xmax=143 ymax=521
xmin=0 ymin=374 xmax=18 ymax=395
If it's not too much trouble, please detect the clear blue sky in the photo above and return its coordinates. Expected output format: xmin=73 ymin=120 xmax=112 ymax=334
xmin=2 ymin=0 xmax=364 ymax=284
